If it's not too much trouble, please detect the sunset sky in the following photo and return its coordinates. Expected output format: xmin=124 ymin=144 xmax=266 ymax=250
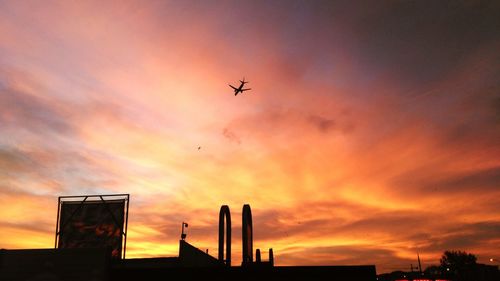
xmin=0 ymin=0 xmax=499 ymax=273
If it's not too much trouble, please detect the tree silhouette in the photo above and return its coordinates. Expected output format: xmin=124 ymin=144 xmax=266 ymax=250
xmin=424 ymin=265 xmax=441 ymax=275
xmin=440 ymin=250 xmax=477 ymax=279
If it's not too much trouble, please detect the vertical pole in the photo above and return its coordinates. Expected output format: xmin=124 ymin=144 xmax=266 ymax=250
xmin=218 ymin=205 xmax=231 ymax=266
xmin=123 ymin=195 xmax=130 ymax=259
xmin=218 ymin=207 xmax=224 ymax=262
xmin=418 ymin=253 xmax=423 ymax=275
xmin=242 ymin=204 xmax=253 ymax=265
xmin=54 ymin=197 xmax=61 ymax=248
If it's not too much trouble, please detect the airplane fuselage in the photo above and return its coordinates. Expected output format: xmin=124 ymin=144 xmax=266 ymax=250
xmin=237 ymin=83 xmax=244 ymax=92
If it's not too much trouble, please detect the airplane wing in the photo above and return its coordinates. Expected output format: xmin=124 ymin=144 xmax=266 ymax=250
xmin=241 ymin=88 xmax=251 ymax=91
xmin=229 ymin=84 xmax=238 ymax=90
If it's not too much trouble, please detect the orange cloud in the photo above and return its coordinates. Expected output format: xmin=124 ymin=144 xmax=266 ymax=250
xmin=0 ymin=0 xmax=499 ymax=274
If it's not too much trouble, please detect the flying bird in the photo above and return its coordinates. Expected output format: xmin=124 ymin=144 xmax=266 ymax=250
xmin=229 ymin=77 xmax=251 ymax=96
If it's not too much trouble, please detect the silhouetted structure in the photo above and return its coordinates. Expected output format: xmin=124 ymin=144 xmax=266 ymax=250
xmin=242 ymin=204 xmax=253 ymax=265
xmin=378 ymin=262 xmax=500 ymax=281
xmin=218 ymin=205 xmax=231 ymax=266
xmin=55 ymin=194 xmax=129 ymax=259
xmin=0 ymin=194 xmax=377 ymax=281
xmin=0 ymin=248 xmax=109 ymax=281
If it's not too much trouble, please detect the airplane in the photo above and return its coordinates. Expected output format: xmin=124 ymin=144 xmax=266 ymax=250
xmin=229 ymin=78 xmax=251 ymax=96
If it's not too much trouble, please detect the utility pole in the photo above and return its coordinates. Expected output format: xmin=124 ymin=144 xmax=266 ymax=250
xmin=417 ymin=253 xmax=423 ymax=275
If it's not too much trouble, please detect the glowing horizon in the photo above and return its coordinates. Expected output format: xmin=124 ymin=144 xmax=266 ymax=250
xmin=0 ymin=1 xmax=499 ymax=273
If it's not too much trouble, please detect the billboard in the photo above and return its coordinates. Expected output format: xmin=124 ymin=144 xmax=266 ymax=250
xmin=57 ymin=197 xmax=127 ymax=258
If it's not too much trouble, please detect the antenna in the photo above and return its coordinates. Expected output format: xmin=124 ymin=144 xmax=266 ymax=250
xmin=417 ymin=253 xmax=423 ymax=275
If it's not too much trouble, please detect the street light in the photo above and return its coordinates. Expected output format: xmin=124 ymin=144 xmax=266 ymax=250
xmin=181 ymin=222 xmax=188 ymax=240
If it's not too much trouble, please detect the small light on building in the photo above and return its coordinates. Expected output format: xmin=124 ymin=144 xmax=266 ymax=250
xmin=181 ymin=222 xmax=188 ymax=240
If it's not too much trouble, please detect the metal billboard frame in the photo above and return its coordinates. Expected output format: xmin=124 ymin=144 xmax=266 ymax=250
xmin=54 ymin=194 xmax=130 ymax=259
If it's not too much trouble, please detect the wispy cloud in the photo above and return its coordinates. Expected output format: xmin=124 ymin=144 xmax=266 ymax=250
xmin=0 ymin=0 xmax=499 ymax=273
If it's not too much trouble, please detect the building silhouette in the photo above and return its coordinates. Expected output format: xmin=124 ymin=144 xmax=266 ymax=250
xmin=0 ymin=194 xmax=376 ymax=281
